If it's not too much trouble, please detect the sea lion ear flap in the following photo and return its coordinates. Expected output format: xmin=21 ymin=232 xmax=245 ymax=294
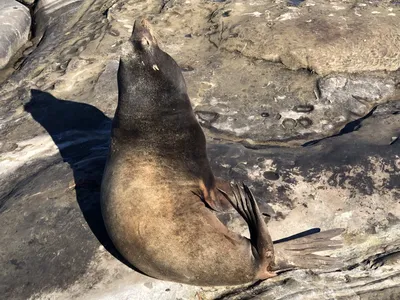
xmin=129 ymin=18 xmax=158 ymax=48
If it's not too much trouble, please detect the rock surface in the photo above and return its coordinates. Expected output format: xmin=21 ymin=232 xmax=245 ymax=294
xmin=0 ymin=0 xmax=31 ymax=69
xmin=0 ymin=0 xmax=399 ymax=299
xmin=33 ymin=0 xmax=84 ymax=38
xmin=18 ymin=0 xmax=36 ymax=6
xmin=209 ymin=0 xmax=400 ymax=75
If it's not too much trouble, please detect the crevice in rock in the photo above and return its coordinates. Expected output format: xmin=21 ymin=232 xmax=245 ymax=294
xmin=159 ymin=0 xmax=172 ymax=13
xmin=302 ymin=106 xmax=378 ymax=147
xmin=102 ymin=7 xmax=109 ymax=18
xmin=338 ymin=106 xmax=377 ymax=134
xmin=207 ymin=35 xmax=219 ymax=49
xmin=214 ymin=280 xmax=264 ymax=300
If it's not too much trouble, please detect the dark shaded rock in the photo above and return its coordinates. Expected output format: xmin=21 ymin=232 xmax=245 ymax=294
xmin=263 ymin=171 xmax=280 ymax=181
xmin=222 ymin=10 xmax=231 ymax=17
xmin=288 ymin=0 xmax=305 ymax=6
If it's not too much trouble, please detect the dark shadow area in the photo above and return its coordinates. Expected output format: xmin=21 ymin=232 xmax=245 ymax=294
xmin=24 ymin=89 xmax=131 ymax=267
xmin=273 ymin=228 xmax=320 ymax=244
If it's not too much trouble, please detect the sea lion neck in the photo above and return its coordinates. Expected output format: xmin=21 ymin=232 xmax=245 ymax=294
xmin=115 ymin=51 xmax=191 ymax=131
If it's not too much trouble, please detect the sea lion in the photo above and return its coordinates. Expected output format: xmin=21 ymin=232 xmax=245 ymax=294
xmin=100 ymin=19 xmax=343 ymax=286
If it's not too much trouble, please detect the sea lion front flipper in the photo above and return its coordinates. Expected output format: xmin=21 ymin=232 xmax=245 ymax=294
xmin=214 ymin=177 xmax=236 ymax=211
xmin=219 ymin=183 xmax=277 ymax=279
xmin=199 ymin=178 xmax=232 ymax=212
xmin=272 ymin=228 xmax=345 ymax=271
xmin=214 ymin=178 xmax=276 ymax=221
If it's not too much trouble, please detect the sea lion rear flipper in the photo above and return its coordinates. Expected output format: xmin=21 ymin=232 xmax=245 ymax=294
xmin=272 ymin=228 xmax=345 ymax=272
xmin=219 ymin=183 xmax=277 ymax=279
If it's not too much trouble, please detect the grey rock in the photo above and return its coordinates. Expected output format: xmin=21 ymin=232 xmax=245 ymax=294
xmin=0 ymin=0 xmax=31 ymax=69
xmin=1 ymin=91 xmax=398 ymax=299
xmin=0 ymin=0 xmax=400 ymax=299
xmin=318 ymin=75 xmax=396 ymax=116
xmin=93 ymin=60 xmax=119 ymax=117
xmin=34 ymin=0 xmax=83 ymax=38
xmin=19 ymin=0 xmax=36 ymax=6
xmin=318 ymin=75 xmax=395 ymax=104
xmin=209 ymin=0 xmax=400 ymax=75
xmin=196 ymin=110 xmax=220 ymax=124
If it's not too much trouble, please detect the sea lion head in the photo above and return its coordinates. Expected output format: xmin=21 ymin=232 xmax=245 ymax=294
xmin=123 ymin=19 xmax=158 ymax=57
xmin=119 ymin=19 xmax=187 ymax=96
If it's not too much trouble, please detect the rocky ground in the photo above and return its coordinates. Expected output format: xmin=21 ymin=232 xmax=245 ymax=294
xmin=0 ymin=0 xmax=399 ymax=299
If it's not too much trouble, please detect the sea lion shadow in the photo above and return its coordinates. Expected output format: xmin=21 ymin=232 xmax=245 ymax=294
xmin=24 ymin=89 xmax=134 ymax=269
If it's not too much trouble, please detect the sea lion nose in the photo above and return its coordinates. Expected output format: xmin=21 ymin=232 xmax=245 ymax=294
xmin=130 ymin=19 xmax=158 ymax=48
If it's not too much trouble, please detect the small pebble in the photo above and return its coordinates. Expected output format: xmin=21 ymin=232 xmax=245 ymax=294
xmin=222 ymin=10 xmax=231 ymax=17
xmin=196 ymin=111 xmax=219 ymax=123
xmin=293 ymin=104 xmax=314 ymax=113
xmin=184 ymin=33 xmax=192 ymax=38
xmin=261 ymin=112 xmax=270 ymax=118
xmin=274 ymin=113 xmax=282 ymax=120
xmin=108 ymin=28 xmax=120 ymax=36
xmin=322 ymin=123 xmax=334 ymax=131
xmin=22 ymin=46 xmax=34 ymax=56
xmin=59 ymin=60 xmax=69 ymax=71
xmin=144 ymin=282 xmax=153 ymax=289
xmin=181 ymin=65 xmax=194 ymax=72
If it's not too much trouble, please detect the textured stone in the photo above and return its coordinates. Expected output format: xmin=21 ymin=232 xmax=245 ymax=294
xmin=208 ymin=0 xmax=400 ymax=75
xmin=0 ymin=0 xmax=399 ymax=299
xmin=34 ymin=0 xmax=83 ymax=38
xmin=0 ymin=0 xmax=31 ymax=69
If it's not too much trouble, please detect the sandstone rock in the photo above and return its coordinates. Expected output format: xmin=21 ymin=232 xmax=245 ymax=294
xmin=208 ymin=0 xmax=400 ymax=75
xmin=0 ymin=0 xmax=399 ymax=299
xmin=0 ymin=0 xmax=31 ymax=69
xmin=34 ymin=0 xmax=83 ymax=38
xmin=0 ymin=90 xmax=398 ymax=299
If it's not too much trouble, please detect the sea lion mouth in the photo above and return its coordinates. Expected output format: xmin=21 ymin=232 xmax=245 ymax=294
xmin=129 ymin=19 xmax=158 ymax=49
